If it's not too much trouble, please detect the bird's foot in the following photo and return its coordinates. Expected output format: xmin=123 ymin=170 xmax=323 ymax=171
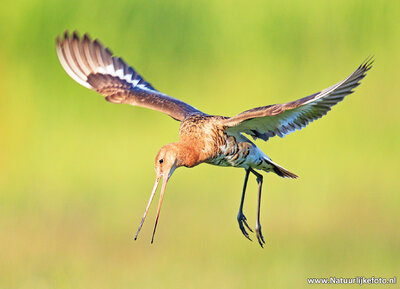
xmin=255 ymin=224 xmax=265 ymax=248
xmin=237 ymin=212 xmax=253 ymax=241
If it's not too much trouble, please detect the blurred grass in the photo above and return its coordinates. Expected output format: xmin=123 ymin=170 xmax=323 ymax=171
xmin=1 ymin=0 xmax=399 ymax=288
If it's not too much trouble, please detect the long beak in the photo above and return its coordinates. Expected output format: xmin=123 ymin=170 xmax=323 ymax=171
xmin=134 ymin=177 xmax=160 ymax=240
xmin=151 ymin=174 xmax=170 ymax=243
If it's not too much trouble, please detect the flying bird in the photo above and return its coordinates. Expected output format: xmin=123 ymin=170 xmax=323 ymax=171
xmin=56 ymin=31 xmax=373 ymax=247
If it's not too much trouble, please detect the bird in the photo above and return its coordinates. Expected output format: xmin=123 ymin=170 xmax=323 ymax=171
xmin=56 ymin=31 xmax=373 ymax=247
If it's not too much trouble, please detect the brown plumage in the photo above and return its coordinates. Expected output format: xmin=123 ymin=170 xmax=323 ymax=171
xmin=56 ymin=31 xmax=373 ymax=247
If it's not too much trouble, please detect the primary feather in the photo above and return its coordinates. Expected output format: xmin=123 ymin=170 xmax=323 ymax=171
xmin=56 ymin=31 xmax=205 ymax=121
xmin=221 ymin=58 xmax=373 ymax=141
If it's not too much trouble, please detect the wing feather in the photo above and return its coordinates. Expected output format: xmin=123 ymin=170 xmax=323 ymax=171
xmin=56 ymin=31 xmax=205 ymax=121
xmin=221 ymin=58 xmax=373 ymax=141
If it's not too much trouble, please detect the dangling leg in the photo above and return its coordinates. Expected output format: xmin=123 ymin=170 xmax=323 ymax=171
xmin=237 ymin=168 xmax=253 ymax=240
xmin=249 ymin=168 xmax=265 ymax=247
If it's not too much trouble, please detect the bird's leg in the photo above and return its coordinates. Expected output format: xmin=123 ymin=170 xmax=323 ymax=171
xmin=237 ymin=168 xmax=253 ymax=241
xmin=249 ymin=168 xmax=265 ymax=247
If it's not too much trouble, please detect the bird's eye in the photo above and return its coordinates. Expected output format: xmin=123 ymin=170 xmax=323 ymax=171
xmin=159 ymin=159 xmax=164 ymax=164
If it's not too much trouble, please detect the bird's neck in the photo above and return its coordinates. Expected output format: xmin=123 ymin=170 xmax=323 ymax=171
xmin=176 ymin=142 xmax=201 ymax=168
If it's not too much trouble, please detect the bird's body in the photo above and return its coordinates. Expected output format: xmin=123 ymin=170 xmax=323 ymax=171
xmin=56 ymin=31 xmax=372 ymax=247
xmin=178 ymin=114 xmax=294 ymax=177
xmin=179 ymin=114 xmax=254 ymax=168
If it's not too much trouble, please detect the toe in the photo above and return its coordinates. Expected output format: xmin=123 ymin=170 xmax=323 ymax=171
xmin=242 ymin=218 xmax=253 ymax=233
xmin=255 ymin=226 xmax=266 ymax=247
xmin=239 ymin=222 xmax=252 ymax=241
xmin=237 ymin=214 xmax=253 ymax=241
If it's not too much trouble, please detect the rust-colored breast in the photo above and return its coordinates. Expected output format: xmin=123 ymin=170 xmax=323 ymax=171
xmin=179 ymin=115 xmax=228 ymax=163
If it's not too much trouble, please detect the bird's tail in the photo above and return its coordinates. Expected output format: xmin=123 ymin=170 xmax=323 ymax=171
xmin=263 ymin=158 xmax=298 ymax=179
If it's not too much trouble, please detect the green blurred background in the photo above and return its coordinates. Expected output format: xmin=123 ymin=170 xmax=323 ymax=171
xmin=1 ymin=0 xmax=399 ymax=288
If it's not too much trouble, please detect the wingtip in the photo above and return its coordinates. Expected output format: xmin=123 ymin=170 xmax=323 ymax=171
xmin=55 ymin=35 xmax=60 ymax=45
xmin=72 ymin=30 xmax=80 ymax=40
xmin=360 ymin=56 xmax=374 ymax=71
xmin=63 ymin=30 xmax=70 ymax=40
xmin=56 ymin=30 xmax=69 ymax=44
xmin=83 ymin=32 xmax=91 ymax=41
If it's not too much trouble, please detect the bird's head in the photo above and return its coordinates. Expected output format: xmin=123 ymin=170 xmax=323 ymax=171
xmin=135 ymin=142 xmax=198 ymax=243
xmin=135 ymin=143 xmax=181 ymax=242
xmin=154 ymin=143 xmax=181 ymax=181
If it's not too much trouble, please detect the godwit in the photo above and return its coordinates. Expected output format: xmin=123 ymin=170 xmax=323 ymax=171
xmin=56 ymin=31 xmax=373 ymax=247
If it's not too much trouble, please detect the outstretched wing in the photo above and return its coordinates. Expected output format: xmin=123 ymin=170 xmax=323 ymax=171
xmin=221 ymin=59 xmax=373 ymax=141
xmin=56 ymin=31 xmax=205 ymax=121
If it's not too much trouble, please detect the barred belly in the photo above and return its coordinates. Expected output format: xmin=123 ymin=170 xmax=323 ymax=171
xmin=206 ymin=135 xmax=271 ymax=170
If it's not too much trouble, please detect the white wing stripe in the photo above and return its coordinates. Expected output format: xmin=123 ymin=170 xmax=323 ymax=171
xmin=223 ymin=58 xmax=372 ymax=141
